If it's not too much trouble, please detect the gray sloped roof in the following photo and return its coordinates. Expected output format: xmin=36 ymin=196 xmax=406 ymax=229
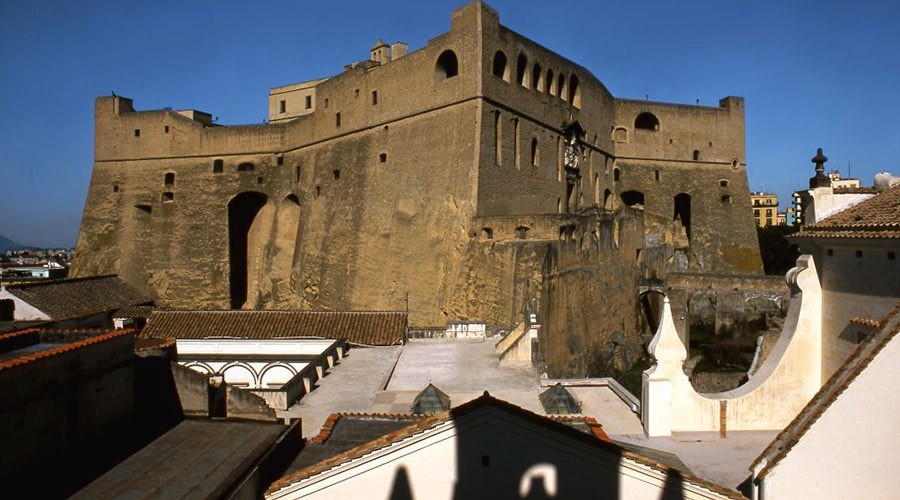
xmin=6 ymin=275 xmax=151 ymax=321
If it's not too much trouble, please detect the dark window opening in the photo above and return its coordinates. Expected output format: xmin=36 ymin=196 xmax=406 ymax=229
xmin=276 ymin=155 xmax=284 ymax=166
xmin=134 ymin=129 xmax=141 ymax=137
xmin=856 ymin=250 xmax=863 ymax=258
xmin=279 ymin=100 xmax=286 ymax=113
xmin=530 ymin=138 xmax=539 ymax=167
xmin=603 ymin=189 xmax=613 ymax=210
xmin=827 ymin=249 xmax=834 ymax=256
xmin=634 ymin=112 xmax=659 ymax=131
xmin=556 ymin=73 xmax=566 ymax=99
xmin=435 ymin=50 xmax=459 ymax=79
xmin=305 ymin=95 xmax=312 ymax=109
xmin=721 ymin=195 xmax=732 ymax=204
xmin=546 ymin=69 xmax=554 ymax=95
xmin=888 ymin=251 xmax=896 ymax=260
xmin=314 ymin=186 xmax=320 ymax=198
xmin=654 ymin=170 xmax=660 ymax=181
xmin=213 ymin=159 xmax=224 ymax=173
xmin=335 ymin=112 xmax=341 ymax=127
xmin=164 ymin=172 xmax=175 ymax=186
xmin=568 ymin=74 xmax=580 ymax=107
xmin=515 ymin=53 xmax=527 ymax=86
xmin=481 ymin=227 xmax=493 ymax=240
xmin=492 ymin=51 xmax=508 ymax=81
xmin=238 ymin=162 xmax=255 ymax=172
xmin=164 ymin=125 xmax=169 ymax=133
xmin=613 ymin=167 xmax=621 ymax=182
xmin=674 ymin=193 xmax=692 ymax=240
xmin=332 ymin=169 xmax=340 ymax=180
xmin=720 ymin=179 xmax=728 ymax=187
xmin=162 ymin=192 xmax=174 ymax=203
xmin=371 ymin=90 xmax=378 ymax=105
xmin=532 ymin=63 xmax=542 ymax=91
xmin=113 ymin=184 xmax=119 ymax=193
xmin=515 ymin=226 xmax=529 ymax=239
xmin=0 ymin=299 xmax=14 ymax=321
xmin=379 ymin=153 xmax=387 ymax=163
xmin=228 ymin=191 xmax=268 ymax=309
xmin=257 ymin=176 xmax=264 ymax=184
xmin=621 ymin=190 xmax=645 ymax=207
xmin=693 ymin=150 xmax=700 ymax=161
xmin=354 ymin=89 xmax=359 ymax=97
xmin=295 ymin=165 xmax=301 ymax=182
xmin=324 ymin=98 xmax=329 ymax=108
xmin=135 ymin=204 xmax=152 ymax=215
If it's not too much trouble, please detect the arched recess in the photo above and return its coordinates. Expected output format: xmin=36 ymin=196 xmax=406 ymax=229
xmin=516 ymin=53 xmax=528 ymax=86
xmin=674 ymin=192 xmax=692 ymax=241
xmin=228 ymin=191 xmax=269 ymax=309
xmin=532 ymin=63 xmax=543 ymax=91
xmin=621 ymin=190 xmax=645 ymax=207
xmin=259 ymin=362 xmax=298 ymax=388
xmin=546 ymin=69 xmax=555 ymax=95
xmin=568 ymin=75 xmax=580 ymax=108
xmin=270 ymin=195 xmax=301 ymax=305
xmin=557 ymin=73 xmax=566 ymax=100
xmin=603 ymin=189 xmax=614 ymax=210
xmin=220 ymin=362 xmax=258 ymax=387
xmin=492 ymin=50 xmax=509 ymax=81
xmin=634 ymin=112 xmax=660 ymax=131
xmin=184 ymin=361 xmax=214 ymax=374
xmin=435 ymin=50 xmax=459 ymax=79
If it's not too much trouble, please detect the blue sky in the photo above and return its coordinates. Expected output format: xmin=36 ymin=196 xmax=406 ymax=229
xmin=1 ymin=1 xmax=898 ymax=248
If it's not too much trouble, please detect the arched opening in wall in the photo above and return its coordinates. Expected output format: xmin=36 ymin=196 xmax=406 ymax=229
xmin=557 ymin=73 xmax=566 ymax=100
xmin=228 ymin=191 xmax=268 ymax=309
xmin=515 ymin=53 xmax=527 ymax=86
xmin=515 ymin=226 xmax=529 ymax=239
xmin=603 ymin=189 xmax=613 ymax=210
xmin=492 ymin=50 xmax=509 ymax=81
xmin=674 ymin=193 xmax=692 ymax=241
xmin=270 ymin=194 xmax=301 ymax=305
xmin=532 ymin=63 xmax=543 ymax=92
xmin=164 ymin=172 xmax=175 ymax=186
xmin=162 ymin=192 xmax=174 ymax=203
xmin=613 ymin=127 xmax=628 ymax=143
xmin=593 ymin=174 xmax=600 ymax=205
xmin=238 ymin=162 xmax=255 ymax=172
xmin=693 ymin=150 xmax=700 ymax=161
xmin=530 ymin=137 xmax=539 ymax=167
xmin=221 ymin=363 xmax=256 ymax=388
xmin=634 ymin=112 xmax=659 ymax=131
xmin=546 ymin=69 xmax=555 ymax=95
xmin=613 ymin=167 xmax=621 ymax=182
xmin=0 ymin=299 xmax=14 ymax=321
xmin=260 ymin=364 xmax=296 ymax=388
xmin=435 ymin=50 xmax=459 ymax=79
xmin=481 ymin=227 xmax=493 ymax=240
xmin=568 ymin=75 xmax=580 ymax=108
xmin=620 ymin=190 xmax=645 ymax=207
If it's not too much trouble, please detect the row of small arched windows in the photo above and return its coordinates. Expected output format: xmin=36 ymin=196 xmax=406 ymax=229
xmin=492 ymin=50 xmax=580 ymax=108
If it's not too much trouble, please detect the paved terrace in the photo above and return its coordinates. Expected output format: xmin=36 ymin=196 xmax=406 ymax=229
xmin=287 ymin=337 xmax=776 ymax=492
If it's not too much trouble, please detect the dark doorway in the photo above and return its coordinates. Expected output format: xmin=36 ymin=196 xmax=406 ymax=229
xmin=0 ymin=299 xmax=14 ymax=321
xmin=228 ymin=192 xmax=267 ymax=309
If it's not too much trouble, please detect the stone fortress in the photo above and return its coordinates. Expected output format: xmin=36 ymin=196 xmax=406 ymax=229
xmin=71 ymin=2 xmax=762 ymax=377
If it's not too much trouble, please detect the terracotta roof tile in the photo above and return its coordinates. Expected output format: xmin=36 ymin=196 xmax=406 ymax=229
xmin=0 ymin=328 xmax=135 ymax=372
xmin=795 ymin=185 xmax=900 ymax=240
xmin=5 ymin=275 xmax=151 ymax=321
xmin=141 ymin=310 xmax=407 ymax=345
xmin=752 ymin=300 xmax=900 ymax=480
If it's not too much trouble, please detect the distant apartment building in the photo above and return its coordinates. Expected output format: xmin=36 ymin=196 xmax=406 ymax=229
xmin=828 ymin=170 xmax=861 ymax=189
xmin=750 ymin=192 xmax=779 ymax=227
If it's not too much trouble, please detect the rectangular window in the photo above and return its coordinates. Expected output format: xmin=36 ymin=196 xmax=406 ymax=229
xmin=371 ymin=90 xmax=378 ymax=105
xmin=279 ymin=100 xmax=286 ymax=113
xmin=305 ymin=95 xmax=312 ymax=109
xmin=134 ymin=129 xmax=140 ymax=137
xmin=164 ymin=125 xmax=169 ymax=133
xmin=336 ymin=113 xmax=341 ymax=127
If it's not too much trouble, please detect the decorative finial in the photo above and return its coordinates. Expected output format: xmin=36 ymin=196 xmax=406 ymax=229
xmin=809 ymin=147 xmax=830 ymax=188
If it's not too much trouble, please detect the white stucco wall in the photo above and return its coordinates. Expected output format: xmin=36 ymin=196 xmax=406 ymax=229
xmin=760 ymin=329 xmax=900 ymax=499
xmin=0 ymin=289 xmax=51 ymax=321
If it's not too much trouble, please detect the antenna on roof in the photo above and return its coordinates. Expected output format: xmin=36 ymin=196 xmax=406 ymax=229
xmin=848 ymin=160 xmax=852 ymax=180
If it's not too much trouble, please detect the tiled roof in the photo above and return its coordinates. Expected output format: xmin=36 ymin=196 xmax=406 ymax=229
xmin=0 ymin=328 xmax=134 ymax=372
xmin=5 ymin=275 xmax=151 ymax=321
xmin=752 ymin=300 xmax=900 ymax=480
xmin=141 ymin=310 xmax=407 ymax=345
xmin=113 ymin=305 xmax=157 ymax=319
xmin=795 ymin=185 xmax=900 ymax=240
xmin=267 ymin=392 xmax=743 ymax=499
